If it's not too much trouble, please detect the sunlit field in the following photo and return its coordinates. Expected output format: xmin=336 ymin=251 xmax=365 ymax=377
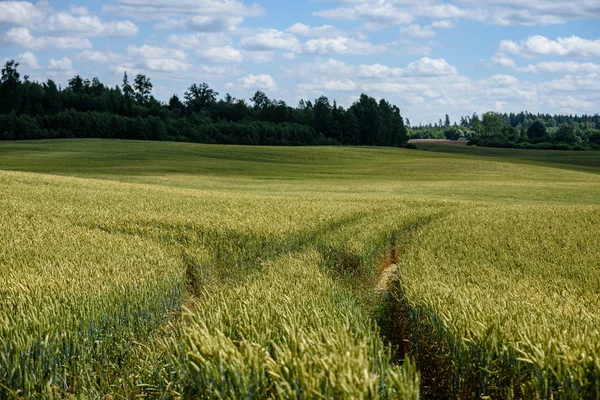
xmin=1 ymin=139 xmax=599 ymax=398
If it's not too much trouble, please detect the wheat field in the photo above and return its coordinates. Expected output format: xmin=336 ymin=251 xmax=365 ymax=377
xmin=1 ymin=139 xmax=599 ymax=399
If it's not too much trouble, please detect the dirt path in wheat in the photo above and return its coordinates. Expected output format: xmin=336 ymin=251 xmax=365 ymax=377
xmin=375 ymin=264 xmax=398 ymax=293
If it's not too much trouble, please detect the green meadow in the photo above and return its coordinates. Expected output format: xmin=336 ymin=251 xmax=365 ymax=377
xmin=1 ymin=139 xmax=599 ymax=399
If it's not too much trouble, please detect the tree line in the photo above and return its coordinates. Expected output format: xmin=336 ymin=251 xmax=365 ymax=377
xmin=0 ymin=60 xmax=408 ymax=147
xmin=410 ymin=112 xmax=600 ymax=150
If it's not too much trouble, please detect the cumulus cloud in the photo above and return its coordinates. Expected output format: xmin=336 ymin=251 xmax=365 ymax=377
xmin=127 ymin=45 xmax=187 ymax=61
xmin=155 ymin=16 xmax=243 ymax=32
xmin=286 ymin=23 xmax=344 ymax=38
xmin=523 ymin=61 xmax=600 ymax=74
xmin=242 ymin=51 xmax=275 ymax=64
xmin=284 ymin=58 xmax=355 ymax=80
xmin=236 ymin=74 xmax=277 ymax=90
xmin=286 ymin=57 xmax=458 ymax=85
xmin=138 ymin=59 xmax=193 ymax=73
xmin=542 ymin=73 xmax=600 ymax=93
xmin=490 ymin=54 xmax=517 ymax=68
xmin=430 ymin=20 xmax=456 ymax=29
xmin=0 ymin=2 xmax=138 ymax=38
xmin=47 ymin=57 xmax=76 ymax=82
xmin=69 ymin=5 xmax=90 ymax=17
xmin=0 ymin=1 xmax=44 ymax=27
xmin=314 ymin=3 xmax=413 ymax=26
xmin=17 ymin=51 xmax=40 ymax=69
xmin=110 ymin=59 xmax=193 ymax=75
xmin=312 ymin=1 xmax=470 ymax=29
xmin=299 ymin=79 xmax=357 ymax=91
xmin=76 ymin=50 xmax=120 ymax=64
xmin=401 ymin=24 xmax=435 ymax=39
xmin=167 ymin=32 xmax=232 ymax=49
xmin=358 ymin=63 xmax=403 ymax=78
xmin=485 ymin=74 xmax=518 ymax=86
xmin=107 ymin=45 xmax=193 ymax=74
xmin=280 ymin=56 xmax=591 ymax=124
xmin=104 ymin=0 xmax=264 ymax=19
xmin=1 ymin=27 xmax=92 ymax=50
xmin=44 ymin=13 xmax=138 ymax=38
xmin=48 ymin=57 xmax=74 ymax=71
xmin=198 ymin=46 xmax=243 ymax=63
xmin=457 ymin=0 xmax=600 ymax=25
xmin=314 ymin=0 xmax=600 ymax=28
xmin=405 ymin=57 xmax=457 ymax=76
xmin=499 ymin=35 xmax=600 ymax=58
xmin=490 ymin=53 xmax=600 ymax=74
xmin=301 ymin=37 xmax=386 ymax=55
xmin=239 ymin=29 xmax=300 ymax=51
xmin=418 ymin=4 xmax=465 ymax=19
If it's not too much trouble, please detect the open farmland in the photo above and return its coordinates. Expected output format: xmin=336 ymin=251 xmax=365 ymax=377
xmin=1 ymin=139 xmax=599 ymax=399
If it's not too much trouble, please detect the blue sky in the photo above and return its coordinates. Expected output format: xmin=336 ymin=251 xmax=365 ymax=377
xmin=0 ymin=0 xmax=599 ymax=124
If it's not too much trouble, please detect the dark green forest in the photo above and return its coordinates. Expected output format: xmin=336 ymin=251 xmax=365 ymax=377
xmin=2 ymin=60 xmax=598 ymax=150
xmin=0 ymin=60 xmax=407 ymax=147
xmin=410 ymin=112 xmax=600 ymax=150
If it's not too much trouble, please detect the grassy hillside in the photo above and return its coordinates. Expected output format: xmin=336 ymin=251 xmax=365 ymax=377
xmin=1 ymin=139 xmax=599 ymax=398
xmin=413 ymin=140 xmax=600 ymax=172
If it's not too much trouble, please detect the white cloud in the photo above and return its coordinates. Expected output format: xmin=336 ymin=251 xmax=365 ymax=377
xmin=387 ymin=39 xmax=432 ymax=56
xmin=139 ymin=59 xmax=193 ymax=73
xmin=417 ymin=4 xmax=465 ymax=19
xmin=70 ymin=5 xmax=90 ymax=16
xmin=46 ymin=57 xmax=76 ymax=82
xmin=48 ymin=57 xmax=73 ymax=71
xmin=0 ymin=2 xmax=138 ymax=38
xmin=1 ymin=27 xmax=92 ymax=50
xmin=110 ymin=59 xmax=193 ymax=75
xmin=198 ymin=46 xmax=243 ymax=63
xmin=401 ymin=24 xmax=435 ymax=39
xmin=110 ymin=63 xmax=240 ymax=81
xmin=314 ymin=3 xmax=413 ymax=26
xmin=298 ymin=79 xmax=357 ymax=91
xmin=499 ymin=35 xmax=600 ymax=58
xmin=284 ymin=58 xmax=355 ymax=80
xmin=358 ymin=63 xmax=402 ymax=78
xmin=491 ymin=53 xmax=600 ymax=74
xmin=107 ymin=45 xmax=194 ymax=74
xmin=283 ymin=53 xmax=599 ymax=123
xmin=545 ymin=95 xmax=593 ymax=110
xmin=17 ymin=51 xmax=40 ymax=69
xmin=405 ymin=57 xmax=457 ymax=76
xmin=457 ymin=0 xmax=600 ymax=26
xmin=239 ymin=29 xmax=300 ymax=51
xmin=127 ymin=45 xmax=187 ymax=61
xmin=486 ymin=74 xmax=518 ymax=86
xmin=104 ymin=0 xmax=264 ymax=19
xmin=490 ymin=54 xmax=517 ymax=68
xmin=156 ymin=16 xmax=242 ymax=32
xmin=44 ymin=13 xmax=138 ymax=38
xmin=167 ymin=32 xmax=232 ymax=49
xmin=323 ymin=79 xmax=356 ymax=91
xmin=242 ymin=50 xmax=275 ymax=63
xmin=0 ymin=1 xmax=44 ymax=27
xmin=430 ymin=20 xmax=455 ymax=29
xmin=541 ymin=73 xmax=600 ymax=93
xmin=76 ymin=50 xmax=120 ymax=64
xmin=237 ymin=74 xmax=277 ymax=91
xmin=524 ymin=61 xmax=600 ymax=74
xmin=301 ymin=37 xmax=386 ymax=55
xmin=286 ymin=23 xmax=343 ymax=38
xmin=314 ymin=0 xmax=600 ymax=28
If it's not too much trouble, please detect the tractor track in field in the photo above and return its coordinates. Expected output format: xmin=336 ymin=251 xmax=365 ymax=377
xmin=375 ymin=263 xmax=398 ymax=293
